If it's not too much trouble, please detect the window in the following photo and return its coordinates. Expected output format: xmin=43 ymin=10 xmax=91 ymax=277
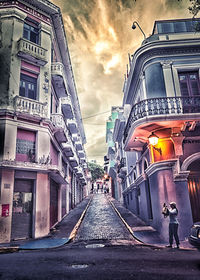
xmin=23 ymin=20 xmax=39 ymax=44
xmin=155 ymin=19 xmax=200 ymax=35
xmin=179 ymin=72 xmax=200 ymax=97
xmin=16 ymin=129 xmax=36 ymax=162
xmin=20 ymin=74 xmax=37 ymax=100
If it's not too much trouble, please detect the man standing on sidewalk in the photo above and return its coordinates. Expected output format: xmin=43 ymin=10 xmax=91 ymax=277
xmin=163 ymin=202 xmax=180 ymax=249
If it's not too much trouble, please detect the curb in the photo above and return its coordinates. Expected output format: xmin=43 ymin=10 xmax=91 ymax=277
xmin=108 ymin=198 xmax=143 ymax=245
xmin=68 ymin=196 xmax=93 ymax=241
xmin=109 ymin=198 xmax=195 ymax=250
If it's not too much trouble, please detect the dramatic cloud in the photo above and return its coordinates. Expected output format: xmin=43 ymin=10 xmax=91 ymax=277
xmin=52 ymin=0 xmax=191 ymax=165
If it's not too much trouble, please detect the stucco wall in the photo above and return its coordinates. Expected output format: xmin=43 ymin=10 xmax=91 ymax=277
xmin=149 ymin=169 xmax=193 ymax=241
xmin=0 ymin=170 xmax=15 ymax=243
xmin=35 ymin=173 xmax=50 ymax=238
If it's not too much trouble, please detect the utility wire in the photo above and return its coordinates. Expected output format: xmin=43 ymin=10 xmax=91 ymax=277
xmin=84 ymin=123 xmax=105 ymax=125
xmin=82 ymin=110 xmax=110 ymax=120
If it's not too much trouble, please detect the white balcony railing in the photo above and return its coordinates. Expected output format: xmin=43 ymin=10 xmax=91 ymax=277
xmin=51 ymin=113 xmax=65 ymax=129
xmin=51 ymin=62 xmax=65 ymax=76
xmin=18 ymin=38 xmax=47 ymax=66
xmin=13 ymin=96 xmax=48 ymax=118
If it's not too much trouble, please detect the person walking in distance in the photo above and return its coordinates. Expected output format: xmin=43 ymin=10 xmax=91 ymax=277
xmin=162 ymin=202 xmax=180 ymax=249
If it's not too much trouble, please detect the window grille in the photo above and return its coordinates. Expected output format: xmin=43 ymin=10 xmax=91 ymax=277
xmin=16 ymin=139 xmax=35 ymax=155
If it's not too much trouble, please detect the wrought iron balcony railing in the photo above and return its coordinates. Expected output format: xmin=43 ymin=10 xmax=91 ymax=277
xmin=124 ymin=96 xmax=200 ymax=142
xmin=13 ymin=96 xmax=48 ymax=118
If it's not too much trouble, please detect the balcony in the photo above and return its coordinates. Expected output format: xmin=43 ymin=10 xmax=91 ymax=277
xmin=75 ymin=141 xmax=83 ymax=151
xmin=69 ymin=156 xmax=79 ymax=168
xmin=74 ymin=167 xmax=84 ymax=178
xmin=62 ymin=142 xmax=74 ymax=157
xmin=51 ymin=113 xmax=67 ymax=143
xmin=13 ymin=96 xmax=48 ymax=118
xmin=51 ymin=63 xmax=67 ymax=97
xmin=124 ymin=96 xmax=200 ymax=151
xmin=67 ymin=119 xmax=78 ymax=134
xmin=61 ymin=96 xmax=74 ymax=119
xmin=17 ymin=38 xmax=47 ymax=66
xmin=78 ymin=151 xmax=85 ymax=159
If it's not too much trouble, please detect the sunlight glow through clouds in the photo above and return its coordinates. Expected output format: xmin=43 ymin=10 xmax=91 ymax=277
xmin=104 ymin=54 xmax=120 ymax=74
xmin=94 ymin=41 xmax=110 ymax=54
xmin=52 ymin=0 xmax=191 ymax=165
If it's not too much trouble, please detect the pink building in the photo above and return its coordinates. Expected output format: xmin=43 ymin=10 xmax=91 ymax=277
xmin=0 ymin=0 xmax=88 ymax=243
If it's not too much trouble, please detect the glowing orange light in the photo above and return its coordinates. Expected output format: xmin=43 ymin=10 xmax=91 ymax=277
xmin=148 ymin=132 xmax=159 ymax=146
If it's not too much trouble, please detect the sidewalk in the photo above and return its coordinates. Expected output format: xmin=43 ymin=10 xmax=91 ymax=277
xmin=108 ymin=195 xmax=194 ymax=250
xmin=0 ymin=195 xmax=92 ymax=252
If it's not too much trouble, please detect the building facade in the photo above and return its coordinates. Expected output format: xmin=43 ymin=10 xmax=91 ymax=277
xmin=0 ymin=0 xmax=88 ymax=243
xmin=113 ymin=18 xmax=200 ymax=241
xmin=105 ymin=107 xmax=124 ymax=200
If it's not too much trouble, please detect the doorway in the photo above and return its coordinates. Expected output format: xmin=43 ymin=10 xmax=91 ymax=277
xmin=187 ymin=160 xmax=200 ymax=222
xmin=11 ymin=179 xmax=33 ymax=240
xmin=50 ymin=179 xmax=59 ymax=227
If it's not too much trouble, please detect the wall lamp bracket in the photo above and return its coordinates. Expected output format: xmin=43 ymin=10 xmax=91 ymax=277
xmin=152 ymin=146 xmax=162 ymax=155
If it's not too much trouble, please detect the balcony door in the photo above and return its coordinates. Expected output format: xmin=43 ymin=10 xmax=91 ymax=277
xmin=23 ymin=19 xmax=39 ymax=44
xmin=179 ymin=72 xmax=200 ymax=113
xmin=179 ymin=72 xmax=200 ymax=97
xmin=20 ymin=74 xmax=37 ymax=100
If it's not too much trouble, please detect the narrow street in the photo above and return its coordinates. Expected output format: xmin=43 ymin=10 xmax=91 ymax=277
xmin=75 ymin=194 xmax=133 ymax=241
xmin=0 ymin=194 xmax=200 ymax=280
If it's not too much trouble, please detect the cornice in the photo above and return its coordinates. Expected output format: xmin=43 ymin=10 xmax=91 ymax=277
xmin=145 ymin=159 xmax=177 ymax=177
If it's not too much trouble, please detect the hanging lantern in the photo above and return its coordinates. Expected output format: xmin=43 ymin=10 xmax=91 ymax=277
xmin=148 ymin=132 xmax=159 ymax=146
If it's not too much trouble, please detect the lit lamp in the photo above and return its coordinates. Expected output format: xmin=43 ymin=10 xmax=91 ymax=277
xmin=148 ymin=132 xmax=159 ymax=146
xmin=148 ymin=132 xmax=162 ymax=155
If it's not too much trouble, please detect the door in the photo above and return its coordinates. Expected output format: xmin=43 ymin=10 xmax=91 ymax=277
xmin=11 ymin=179 xmax=33 ymax=240
xmin=50 ymin=179 xmax=59 ymax=227
xmin=61 ymin=187 xmax=66 ymax=217
xmin=179 ymin=72 xmax=200 ymax=113
xmin=188 ymin=173 xmax=200 ymax=223
xmin=179 ymin=72 xmax=200 ymax=97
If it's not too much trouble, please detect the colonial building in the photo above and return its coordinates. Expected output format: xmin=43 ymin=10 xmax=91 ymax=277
xmin=115 ymin=18 xmax=200 ymax=241
xmin=0 ymin=0 xmax=88 ymax=243
xmin=105 ymin=106 xmax=124 ymax=199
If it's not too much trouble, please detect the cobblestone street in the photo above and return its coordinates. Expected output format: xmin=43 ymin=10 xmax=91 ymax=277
xmin=75 ymin=194 xmax=133 ymax=241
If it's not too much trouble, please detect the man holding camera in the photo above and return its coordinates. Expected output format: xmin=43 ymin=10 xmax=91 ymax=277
xmin=162 ymin=202 xmax=180 ymax=249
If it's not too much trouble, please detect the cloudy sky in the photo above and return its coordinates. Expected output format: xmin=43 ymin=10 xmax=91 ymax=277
xmin=52 ymin=0 xmax=191 ymax=165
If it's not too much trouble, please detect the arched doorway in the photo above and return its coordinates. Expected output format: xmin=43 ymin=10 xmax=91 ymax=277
xmin=187 ymin=159 xmax=200 ymax=222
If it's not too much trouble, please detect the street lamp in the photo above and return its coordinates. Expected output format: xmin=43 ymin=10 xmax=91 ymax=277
xmin=148 ymin=132 xmax=162 ymax=155
xmin=132 ymin=21 xmax=146 ymax=39
xmin=148 ymin=132 xmax=159 ymax=146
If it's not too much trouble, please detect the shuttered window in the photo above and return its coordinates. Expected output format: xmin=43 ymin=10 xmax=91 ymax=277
xmin=20 ymin=74 xmax=37 ymax=100
xmin=179 ymin=72 xmax=200 ymax=97
xmin=16 ymin=129 xmax=36 ymax=162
